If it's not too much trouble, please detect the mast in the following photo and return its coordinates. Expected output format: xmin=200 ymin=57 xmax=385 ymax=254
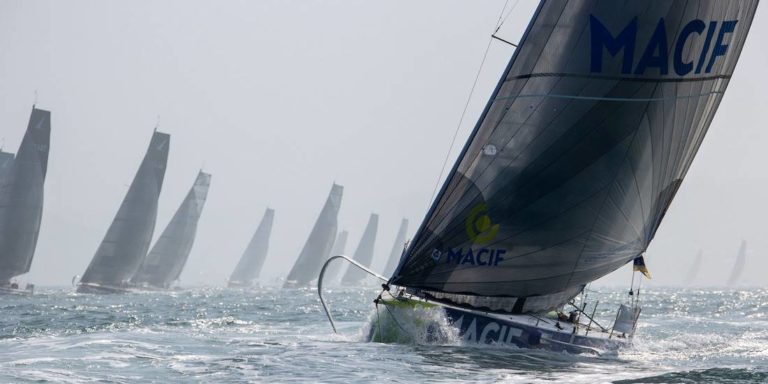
xmin=684 ymin=250 xmax=703 ymax=286
xmin=79 ymin=131 xmax=170 ymax=289
xmin=0 ymin=106 xmax=50 ymax=284
xmin=228 ymin=207 xmax=275 ymax=286
xmin=341 ymin=213 xmax=379 ymax=285
xmin=390 ymin=0 xmax=759 ymax=314
xmin=284 ymin=183 xmax=343 ymax=287
xmin=132 ymin=171 xmax=211 ymax=288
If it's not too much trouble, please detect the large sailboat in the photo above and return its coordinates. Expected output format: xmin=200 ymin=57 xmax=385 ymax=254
xmin=727 ymin=240 xmax=747 ymax=286
xmin=131 ymin=171 xmax=211 ymax=290
xmin=319 ymin=0 xmax=758 ymax=353
xmin=77 ymin=131 xmax=170 ymax=293
xmin=0 ymin=106 xmax=51 ymax=294
xmin=340 ymin=213 xmax=379 ymax=285
xmin=228 ymin=207 xmax=275 ymax=288
xmin=284 ymin=183 xmax=342 ymax=287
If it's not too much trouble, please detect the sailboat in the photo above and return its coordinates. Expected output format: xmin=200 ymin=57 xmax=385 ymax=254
xmin=340 ymin=213 xmax=379 ymax=285
xmin=284 ymin=183 xmax=343 ymax=287
xmin=318 ymin=0 xmax=758 ymax=353
xmin=727 ymin=240 xmax=746 ymax=286
xmin=131 ymin=171 xmax=211 ymax=290
xmin=382 ymin=218 xmax=409 ymax=278
xmin=0 ymin=106 xmax=51 ymax=295
xmin=77 ymin=130 xmax=170 ymax=293
xmin=323 ymin=230 xmax=349 ymax=286
xmin=684 ymin=250 xmax=703 ymax=286
xmin=228 ymin=207 xmax=275 ymax=288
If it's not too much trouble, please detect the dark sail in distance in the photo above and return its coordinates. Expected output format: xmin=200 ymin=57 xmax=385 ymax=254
xmin=341 ymin=213 xmax=379 ymax=285
xmin=391 ymin=0 xmax=758 ymax=313
xmin=383 ymin=218 xmax=409 ymax=278
xmin=0 ymin=107 xmax=51 ymax=284
xmin=79 ymin=131 xmax=170 ymax=290
xmin=285 ymin=183 xmax=342 ymax=287
xmin=132 ymin=171 xmax=211 ymax=288
xmin=229 ymin=207 xmax=275 ymax=286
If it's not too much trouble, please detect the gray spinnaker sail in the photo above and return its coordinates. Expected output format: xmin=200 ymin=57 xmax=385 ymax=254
xmin=79 ymin=131 xmax=170 ymax=288
xmin=0 ymin=107 xmax=51 ymax=283
xmin=341 ymin=213 xmax=379 ymax=285
xmin=285 ymin=183 xmax=343 ymax=286
xmin=391 ymin=0 xmax=758 ymax=313
xmin=324 ymin=230 xmax=349 ymax=284
xmin=229 ymin=207 xmax=275 ymax=285
xmin=684 ymin=250 xmax=703 ymax=285
xmin=727 ymin=240 xmax=746 ymax=286
xmin=132 ymin=171 xmax=211 ymax=288
xmin=383 ymin=218 xmax=409 ymax=278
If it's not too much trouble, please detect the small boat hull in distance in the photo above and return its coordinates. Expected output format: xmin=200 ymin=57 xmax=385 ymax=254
xmin=227 ymin=280 xmax=253 ymax=288
xmin=368 ymin=293 xmax=630 ymax=355
xmin=76 ymin=282 xmax=135 ymax=294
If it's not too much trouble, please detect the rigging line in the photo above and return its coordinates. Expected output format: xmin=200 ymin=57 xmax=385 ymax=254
xmin=496 ymin=0 xmax=521 ymax=33
xmin=427 ymin=2 xmax=513 ymax=207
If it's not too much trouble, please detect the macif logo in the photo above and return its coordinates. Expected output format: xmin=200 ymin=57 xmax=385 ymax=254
xmin=590 ymin=15 xmax=738 ymax=76
xmin=432 ymin=203 xmax=506 ymax=267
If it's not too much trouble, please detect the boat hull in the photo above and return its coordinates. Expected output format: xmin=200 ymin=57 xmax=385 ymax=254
xmin=370 ymin=296 xmax=628 ymax=354
xmin=0 ymin=286 xmax=33 ymax=296
xmin=75 ymin=282 xmax=134 ymax=294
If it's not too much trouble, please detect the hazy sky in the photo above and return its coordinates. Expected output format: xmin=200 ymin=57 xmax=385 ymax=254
xmin=1 ymin=1 xmax=766 ymax=288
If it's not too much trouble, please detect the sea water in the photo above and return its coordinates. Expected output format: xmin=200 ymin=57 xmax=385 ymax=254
xmin=1 ymin=286 xmax=767 ymax=383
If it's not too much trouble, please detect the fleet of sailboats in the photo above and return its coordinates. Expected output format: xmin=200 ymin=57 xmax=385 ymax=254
xmin=1 ymin=0 xmax=763 ymax=362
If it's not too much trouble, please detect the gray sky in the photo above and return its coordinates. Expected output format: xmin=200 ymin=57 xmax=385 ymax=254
xmin=1 ymin=1 xmax=766 ymax=288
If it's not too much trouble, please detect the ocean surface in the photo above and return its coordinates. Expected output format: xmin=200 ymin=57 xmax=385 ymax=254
xmin=1 ymin=286 xmax=767 ymax=383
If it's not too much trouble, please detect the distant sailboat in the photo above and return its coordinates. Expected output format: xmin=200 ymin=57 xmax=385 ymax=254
xmin=0 ymin=106 xmax=50 ymax=294
xmin=131 ymin=171 xmax=211 ymax=289
xmin=318 ymin=0 xmax=758 ymax=353
xmin=228 ymin=208 xmax=275 ymax=287
xmin=284 ymin=183 xmax=342 ymax=287
xmin=727 ymin=240 xmax=747 ymax=286
xmin=324 ymin=230 xmax=349 ymax=285
xmin=77 ymin=131 xmax=170 ymax=293
xmin=684 ymin=250 xmax=703 ymax=286
xmin=341 ymin=213 xmax=378 ymax=285
xmin=382 ymin=218 xmax=408 ymax=278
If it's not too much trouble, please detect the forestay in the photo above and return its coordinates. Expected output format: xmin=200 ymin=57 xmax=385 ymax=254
xmin=80 ymin=131 xmax=170 ymax=287
xmin=391 ymin=0 xmax=758 ymax=313
xmin=0 ymin=107 xmax=50 ymax=283
xmin=132 ymin=171 xmax=211 ymax=288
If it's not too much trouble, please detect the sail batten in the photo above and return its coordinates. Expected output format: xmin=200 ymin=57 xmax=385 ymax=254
xmin=0 ymin=107 xmax=51 ymax=283
xmin=284 ymin=183 xmax=343 ymax=286
xmin=229 ymin=208 xmax=274 ymax=286
xmin=391 ymin=0 xmax=758 ymax=313
xmin=132 ymin=171 xmax=211 ymax=288
xmin=79 ymin=131 xmax=170 ymax=288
